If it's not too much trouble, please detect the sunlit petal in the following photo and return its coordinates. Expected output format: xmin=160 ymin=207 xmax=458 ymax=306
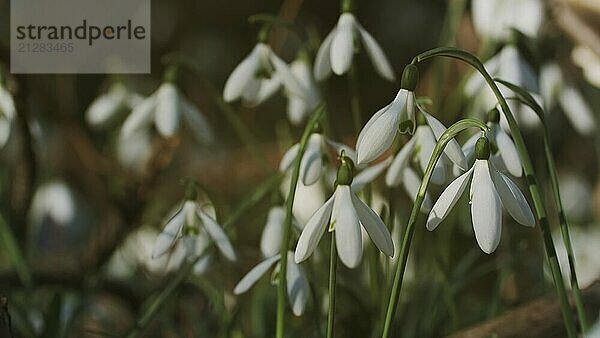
xmin=233 ymin=255 xmax=281 ymax=294
xmin=223 ymin=45 xmax=261 ymax=102
xmin=260 ymin=207 xmax=285 ymax=257
xmin=332 ymin=186 xmax=362 ymax=268
xmin=295 ymin=196 xmax=334 ymax=263
xmin=331 ymin=13 xmax=356 ymax=76
xmin=197 ymin=209 xmax=237 ymax=261
xmin=314 ymin=29 xmax=336 ymax=81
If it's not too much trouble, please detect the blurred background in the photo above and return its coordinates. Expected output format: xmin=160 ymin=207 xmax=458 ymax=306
xmin=0 ymin=0 xmax=599 ymax=337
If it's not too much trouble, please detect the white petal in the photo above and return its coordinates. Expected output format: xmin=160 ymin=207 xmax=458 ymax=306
xmin=287 ymin=97 xmax=307 ymax=126
xmin=300 ymin=134 xmax=323 ymax=186
xmin=121 ymin=95 xmax=156 ymax=137
xmin=471 ymin=160 xmax=502 ymax=254
xmin=279 ymin=143 xmax=300 ymax=173
xmin=0 ymin=87 xmax=16 ymax=120
xmin=233 ymin=255 xmax=281 ymax=294
xmin=197 ymin=209 xmax=237 ymax=261
xmin=286 ymin=252 xmax=310 ymax=316
xmin=181 ymin=98 xmax=214 ymax=144
xmin=327 ymin=140 xmax=358 ymax=165
xmin=427 ymin=167 xmax=474 ymax=231
xmin=472 ymin=0 xmax=499 ymax=38
xmin=416 ymin=125 xmax=446 ymax=185
xmin=490 ymin=168 xmax=535 ymax=227
xmin=331 ymin=13 xmax=356 ymax=76
xmin=155 ymin=83 xmax=181 ymax=137
xmin=223 ymin=45 xmax=262 ymax=102
xmin=193 ymin=254 xmax=213 ymax=275
xmin=403 ymin=167 xmax=433 ymax=212
xmin=356 ymin=23 xmax=395 ymax=81
xmin=422 ymin=111 xmax=467 ymax=169
xmin=540 ymin=63 xmax=563 ymax=109
xmin=260 ymin=207 xmax=285 ymax=257
xmin=559 ymin=85 xmax=596 ymax=135
xmin=85 ymin=89 xmax=127 ymax=127
xmin=152 ymin=207 xmax=184 ymax=259
xmin=465 ymin=54 xmax=501 ymax=96
xmin=492 ymin=125 xmax=522 ymax=177
xmin=240 ymin=77 xmax=262 ymax=103
xmin=461 ymin=133 xmax=480 ymax=168
xmin=0 ymin=117 xmax=10 ymax=148
xmin=295 ymin=196 xmax=334 ymax=263
xmin=385 ymin=137 xmax=416 ymax=187
xmin=314 ymin=29 xmax=336 ymax=81
xmin=270 ymin=52 xmax=307 ymax=100
xmin=402 ymin=92 xmax=417 ymax=135
xmin=350 ymin=192 xmax=394 ymax=256
xmin=248 ymin=75 xmax=282 ymax=106
xmin=332 ymin=186 xmax=363 ymax=268
xmin=351 ymin=157 xmax=392 ymax=191
xmin=356 ymin=103 xmax=399 ymax=164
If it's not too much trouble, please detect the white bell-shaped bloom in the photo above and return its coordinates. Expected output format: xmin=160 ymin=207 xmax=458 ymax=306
xmin=260 ymin=206 xmax=286 ymax=258
xmin=0 ymin=82 xmax=16 ymax=149
xmin=152 ymin=200 xmax=236 ymax=262
xmin=540 ymin=63 xmax=596 ymax=136
xmin=314 ymin=12 xmax=395 ymax=81
xmin=287 ymin=58 xmax=321 ymax=126
xmin=234 ymin=251 xmax=310 ymax=316
xmin=279 ymin=133 xmax=326 ymax=186
xmin=472 ymin=0 xmax=543 ymax=41
xmin=116 ymin=127 xmax=153 ymax=174
xmin=164 ymin=232 xmax=213 ymax=275
xmin=86 ymin=84 xmax=142 ymax=128
xmin=465 ymin=45 xmax=540 ymax=129
xmin=122 ymin=82 xmax=214 ymax=144
xmin=294 ymin=182 xmax=394 ymax=268
xmin=223 ymin=43 xmax=308 ymax=106
xmin=571 ymin=45 xmax=600 ymax=89
xmin=427 ymin=137 xmax=535 ymax=254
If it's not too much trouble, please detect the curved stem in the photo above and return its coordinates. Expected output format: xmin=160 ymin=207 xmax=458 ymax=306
xmin=414 ymin=47 xmax=577 ymax=337
xmin=327 ymin=233 xmax=338 ymax=338
xmin=381 ymin=118 xmax=487 ymax=338
xmin=276 ymin=104 xmax=325 ymax=338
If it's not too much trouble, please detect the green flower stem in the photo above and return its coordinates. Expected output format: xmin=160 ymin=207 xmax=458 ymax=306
xmin=414 ymin=47 xmax=577 ymax=337
xmin=276 ymin=104 xmax=325 ymax=338
xmin=349 ymin=63 xmax=362 ymax=134
xmin=497 ymin=80 xmax=589 ymax=333
xmin=381 ymin=118 xmax=487 ymax=338
xmin=0 ymin=213 xmax=32 ymax=289
xmin=327 ymin=233 xmax=338 ymax=338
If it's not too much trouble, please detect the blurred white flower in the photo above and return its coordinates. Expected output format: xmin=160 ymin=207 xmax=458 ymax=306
xmin=540 ymin=63 xmax=596 ymax=135
xmin=234 ymin=251 xmax=309 ymax=316
xmin=558 ymin=173 xmax=594 ymax=222
xmin=286 ymin=57 xmax=321 ymax=125
xmin=152 ymin=200 xmax=236 ymax=263
xmin=223 ymin=43 xmax=307 ymax=106
xmin=465 ymin=44 xmax=541 ymax=129
xmin=85 ymin=83 xmax=142 ymax=129
xmin=280 ymin=133 xmax=326 ymax=186
xmin=314 ymin=12 xmax=395 ymax=81
xmin=571 ymin=45 xmax=600 ymax=88
xmin=553 ymin=225 xmax=600 ymax=288
xmin=116 ymin=127 xmax=153 ymax=174
xmin=427 ymin=137 xmax=535 ymax=254
xmin=294 ymin=155 xmax=394 ymax=268
xmin=280 ymin=172 xmax=326 ymax=226
xmin=260 ymin=206 xmax=286 ymax=258
xmin=0 ymin=81 xmax=16 ymax=149
xmin=122 ymin=82 xmax=214 ymax=145
xmin=30 ymin=180 xmax=76 ymax=227
xmin=472 ymin=0 xmax=543 ymax=41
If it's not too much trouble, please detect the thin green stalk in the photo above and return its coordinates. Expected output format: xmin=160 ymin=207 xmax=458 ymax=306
xmin=276 ymin=104 xmax=325 ymax=338
xmin=348 ymin=63 xmax=362 ymax=134
xmin=0 ymin=214 xmax=32 ymax=289
xmin=414 ymin=47 xmax=577 ymax=337
xmin=381 ymin=118 xmax=487 ymax=338
xmin=327 ymin=233 xmax=338 ymax=338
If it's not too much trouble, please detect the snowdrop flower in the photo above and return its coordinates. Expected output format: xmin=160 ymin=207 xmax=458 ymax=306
xmin=571 ymin=45 xmax=600 ymax=88
xmin=152 ymin=188 xmax=236 ymax=264
xmin=314 ymin=11 xmax=394 ymax=81
xmin=540 ymin=63 xmax=596 ymax=135
xmin=223 ymin=41 xmax=307 ymax=106
xmin=85 ymin=83 xmax=142 ymax=129
xmin=294 ymin=155 xmax=394 ymax=268
xmin=356 ymin=64 xmax=423 ymax=164
xmin=472 ymin=0 xmax=543 ymax=41
xmin=465 ymin=44 xmax=540 ymax=128
xmin=459 ymin=108 xmax=523 ymax=178
xmin=279 ymin=133 xmax=326 ymax=186
xmin=116 ymin=127 xmax=153 ymax=174
xmin=122 ymin=80 xmax=214 ymax=145
xmin=260 ymin=205 xmax=304 ymax=258
xmin=0 ymin=80 xmax=16 ymax=149
xmin=286 ymin=56 xmax=321 ymax=125
xmin=553 ymin=225 xmax=600 ymax=288
xmin=427 ymin=136 xmax=535 ymax=253
xmin=234 ymin=251 xmax=309 ymax=316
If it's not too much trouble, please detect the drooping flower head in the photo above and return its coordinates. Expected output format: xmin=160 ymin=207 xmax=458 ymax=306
xmin=286 ymin=53 xmax=321 ymax=126
xmin=86 ymin=83 xmax=143 ymax=129
xmin=294 ymin=154 xmax=394 ymax=268
xmin=427 ymin=136 xmax=535 ymax=253
xmin=472 ymin=0 xmax=543 ymax=41
xmin=313 ymin=8 xmax=395 ymax=81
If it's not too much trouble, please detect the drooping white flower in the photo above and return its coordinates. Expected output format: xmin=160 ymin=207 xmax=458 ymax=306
xmin=86 ymin=83 xmax=143 ymax=129
xmin=0 ymin=82 xmax=16 ymax=149
xmin=571 ymin=45 xmax=600 ymax=88
xmin=121 ymin=82 xmax=214 ymax=145
xmin=472 ymin=0 xmax=543 ymax=41
xmin=223 ymin=43 xmax=308 ymax=106
xmin=152 ymin=198 xmax=236 ymax=263
xmin=540 ymin=63 xmax=596 ymax=135
xmin=465 ymin=44 xmax=541 ymax=129
xmin=294 ymin=155 xmax=394 ymax=268
xmin=286 ymin=57 xmax=321 ymax=126
xmin=234 ymin=251 xmax=310 ymax=316
xmin=279 ymin=133 xmax=326 ymax=186
xmin=116 ymin=127 xmax=153 ymax=174
xmin=314 ymin=12 xmax=395 ymax=81
xmin=427 ymin=136 xmax=535 ymax=254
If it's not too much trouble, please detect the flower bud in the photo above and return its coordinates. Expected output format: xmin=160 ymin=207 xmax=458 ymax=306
xmin=336 ymin=155 xmax=354 ymax=186
xmin=401 ymin=64 xmax=419 ymax=91
xmin=184 ymin=182 xmax=198 ymax=200
xmin=487 ymin=107 xmax=500 ymax=124
xmin=475 ymin=136 xmax=491 ymax=160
